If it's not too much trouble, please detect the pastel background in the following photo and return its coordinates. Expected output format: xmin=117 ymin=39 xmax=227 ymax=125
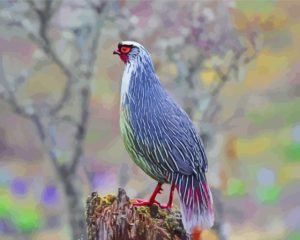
xmin=0 ymin=0 xmax=299 ymax=240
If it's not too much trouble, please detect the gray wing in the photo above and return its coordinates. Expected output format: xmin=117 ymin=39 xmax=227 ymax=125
xmin=134 ymin=98 xmax=208 ymax=176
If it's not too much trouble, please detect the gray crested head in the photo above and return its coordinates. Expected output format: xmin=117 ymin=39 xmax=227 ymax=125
xmin=113 ymin=41 xmax=154 ymax=68
xmin=114 ymin=41 xmax=162 ymax=105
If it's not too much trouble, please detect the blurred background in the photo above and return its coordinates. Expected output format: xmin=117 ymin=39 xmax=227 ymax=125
xmin=0 ymin=0 xmax=299 ymax=239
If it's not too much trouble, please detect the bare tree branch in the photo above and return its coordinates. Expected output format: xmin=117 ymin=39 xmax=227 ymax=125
xmin=89 ymin=0 xmax=108 ymax=16
xmin=55 ymin=115 xmax=79 ymax=127
xmin=32 ymin=114 xmax=64 ymax=173
xmin=0 ymin=57 xmax=35 ymax=118
xmin=69 ymin=4 xmax=107 ymax=173
xmin=1 ymin=0 xmax=109 ymax=174
xmin=23 ymin=0 xmax=83 ymax=117
xmin=201 ymin=42 xmax=260 ymax=124
xmin=0 ymin=1 xmax=79 ymax=116
xmin=0 ymin=1 xmax=109 ymax=238
xmin=0 ymin=60 xmax=63 ymax=174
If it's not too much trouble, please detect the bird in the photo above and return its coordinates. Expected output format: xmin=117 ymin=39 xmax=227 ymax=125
xmin=113 ymin=41 xmax=214 ymax=233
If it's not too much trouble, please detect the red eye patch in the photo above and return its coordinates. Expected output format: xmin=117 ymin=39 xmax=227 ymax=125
xmin=120 ymin=46 xmax=132 ymax=54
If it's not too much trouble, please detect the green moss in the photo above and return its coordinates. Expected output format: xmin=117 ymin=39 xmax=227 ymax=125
xmin=134 ymin=204 xmax=185 ymax=238
xmin=88 ymin=191 xmax=186 ymax=239
xmin=135 ymin=205 xmax=151 ymax=216
xmin=98 ymin=194 xmax=116 ymax=208
xmin=104 ymin=194 xmax=116 ymax=204
xmin=164 ymin=212 xmax=186 ymax=238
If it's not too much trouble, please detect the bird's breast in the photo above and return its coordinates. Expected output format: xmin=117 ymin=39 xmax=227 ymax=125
xmin=120 ymin=63 xmax=134 ymax=106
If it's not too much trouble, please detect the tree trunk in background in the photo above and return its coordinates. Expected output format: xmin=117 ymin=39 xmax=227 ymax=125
xmin=62 ymin=170 xmax=87 ymax=240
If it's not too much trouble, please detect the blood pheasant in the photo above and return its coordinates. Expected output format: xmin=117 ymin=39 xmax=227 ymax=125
xmin=113 ymin=41 xmax=214 ymax=233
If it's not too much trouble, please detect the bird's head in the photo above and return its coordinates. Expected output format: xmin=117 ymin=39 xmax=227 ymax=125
xmin=113 ymin=41 xmax=144 ymax=64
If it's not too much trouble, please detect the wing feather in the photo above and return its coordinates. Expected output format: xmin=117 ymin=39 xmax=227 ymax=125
xmin=131 ymin=96 xmax=208 ymax=176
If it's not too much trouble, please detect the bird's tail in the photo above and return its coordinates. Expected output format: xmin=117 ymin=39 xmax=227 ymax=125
xmin=172 ymin=173 xmax=214 ymax=233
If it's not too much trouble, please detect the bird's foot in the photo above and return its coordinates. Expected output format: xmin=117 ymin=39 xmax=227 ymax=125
xmin=130 ymin=182 xmax=170 ymax=209
xmin=131 ymin=198 xmax=158 ymax=206
xmin=131 ymin=198 xmax=172 ymax=209
xmin=157 ymin=202 xmax=173 ymax=209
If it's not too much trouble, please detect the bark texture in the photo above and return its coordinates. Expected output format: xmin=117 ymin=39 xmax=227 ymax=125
xmin=62 ymin=170 xmax=87 ymax=240
xmin=86 ymin=188 xmax=190 ymax=240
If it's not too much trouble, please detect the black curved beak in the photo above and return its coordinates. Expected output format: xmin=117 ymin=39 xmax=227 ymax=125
xmin=113 ymin=50 xmax=120 ymax=55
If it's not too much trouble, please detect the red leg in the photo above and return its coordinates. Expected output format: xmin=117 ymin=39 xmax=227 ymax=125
xmin=159 ymin=184 xmax=175 ymax=209
xmin=131 ymin=182 xmax=163 ymax=206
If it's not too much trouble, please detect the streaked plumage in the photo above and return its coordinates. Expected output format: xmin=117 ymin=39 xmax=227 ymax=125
xmin=115 ymin=41 xmax=214 ymax=233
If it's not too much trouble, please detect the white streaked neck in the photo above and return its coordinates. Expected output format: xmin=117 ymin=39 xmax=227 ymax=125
xmin=120 ymin=62 xmax=135 ymax=105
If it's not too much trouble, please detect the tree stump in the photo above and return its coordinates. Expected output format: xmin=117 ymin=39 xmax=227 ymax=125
xmin=86 ymin=188 xmax=190 ymax=240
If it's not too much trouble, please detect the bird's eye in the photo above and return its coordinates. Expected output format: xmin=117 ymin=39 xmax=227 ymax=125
xmin=120 ymin=46 xmax=131 ymax=54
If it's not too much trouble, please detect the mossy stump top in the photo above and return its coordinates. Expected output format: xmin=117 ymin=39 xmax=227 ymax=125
xmin=85 ymin=188 xmax=190 ymax=240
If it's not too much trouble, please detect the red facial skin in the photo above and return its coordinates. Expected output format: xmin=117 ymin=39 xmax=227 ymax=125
xmin=119 ymin=52 xmax=129 ymax=64
xmin=113 ymin=45 xmax=132 ymax=64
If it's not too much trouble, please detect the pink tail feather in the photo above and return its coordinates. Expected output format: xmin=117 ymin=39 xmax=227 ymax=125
xmin=174 ymin=174 xmax=214 ymax=234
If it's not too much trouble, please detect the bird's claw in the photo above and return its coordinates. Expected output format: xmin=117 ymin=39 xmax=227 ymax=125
xmin=158 ymin=202 xmax=173 ymax=209
xmin=131 ymin=198 xmax=154 ymax=206
xmin=131 ymin=198 xmax=172 ymax=209
xmin=130 ymin=183 xmax=173 ymax=209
